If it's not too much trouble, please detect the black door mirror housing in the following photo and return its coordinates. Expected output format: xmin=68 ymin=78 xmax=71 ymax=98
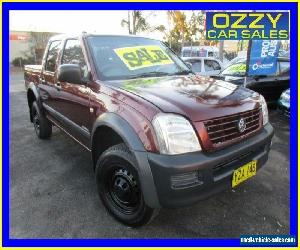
xmin=57 ymin=64 xmax=82 ymax=84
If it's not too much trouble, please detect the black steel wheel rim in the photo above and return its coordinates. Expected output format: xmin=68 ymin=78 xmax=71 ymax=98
xmin=107 ymin=167 xmax=141 ymax=214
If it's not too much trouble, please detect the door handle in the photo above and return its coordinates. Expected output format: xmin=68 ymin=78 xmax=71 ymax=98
xmin=55 ymin=83 xmax=62 ymax=91
xmin=40 ymin=78 xmax=46 ymax=85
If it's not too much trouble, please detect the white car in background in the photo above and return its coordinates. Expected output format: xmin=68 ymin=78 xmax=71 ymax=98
xmin=181 ymin=46 xmax=219 ymax=58
xmin=183 ymin=57 xmax=224 ymax=77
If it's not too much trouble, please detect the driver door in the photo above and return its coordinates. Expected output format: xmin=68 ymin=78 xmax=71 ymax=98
xmin=55 ymin=39 xmax=91 ymax=147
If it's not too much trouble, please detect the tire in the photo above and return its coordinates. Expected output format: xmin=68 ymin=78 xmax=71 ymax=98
xmin=95 ymin=143 xmax=154 ymax=227
xmin=31 ymin=101 xmax=52 ymax=139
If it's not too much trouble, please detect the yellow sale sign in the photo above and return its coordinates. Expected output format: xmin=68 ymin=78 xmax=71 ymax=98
xmin=114 ymin=45 xmax=173 ymax=70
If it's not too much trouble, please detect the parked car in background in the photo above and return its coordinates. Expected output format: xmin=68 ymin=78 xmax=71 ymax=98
xmin=181 ymin=46 xmax=219 ymax=58
xmin=226 ymin=56 xmax=246 ymax=67
xmin=213 ymin=57 xmax=290 ymax=105
xmin=183 ymin=57 xmax=224 ymax=76
xmin=278 ymin=88 xmax=290 ymax=117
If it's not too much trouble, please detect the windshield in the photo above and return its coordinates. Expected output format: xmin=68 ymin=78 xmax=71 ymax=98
xmin=88 ymin=36 xmax=191 ymax=81
xmin=222 ymin=61 xmax=246 ymax=77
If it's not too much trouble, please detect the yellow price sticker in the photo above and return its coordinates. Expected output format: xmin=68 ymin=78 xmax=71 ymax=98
xmin=114 ymin=45 xmax=173 ymax=70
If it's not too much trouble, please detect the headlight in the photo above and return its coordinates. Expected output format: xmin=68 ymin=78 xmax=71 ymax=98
xmin=152 ymin=114 xmax=201 ymax=155
xmin=281 ymin=92 xmax=290 ymax=102
xmin=259 ymin=95 xmax=269 ymax=126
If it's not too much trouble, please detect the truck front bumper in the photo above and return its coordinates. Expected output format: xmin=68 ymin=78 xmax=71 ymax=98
xmin=142 ymin=123 xmax=274 ymax=208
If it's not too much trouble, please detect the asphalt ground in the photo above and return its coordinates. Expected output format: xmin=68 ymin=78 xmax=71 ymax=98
xmin=10 ymin=69 xmax=290 ymax=238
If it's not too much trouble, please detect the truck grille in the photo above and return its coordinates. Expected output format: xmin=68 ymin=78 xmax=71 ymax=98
xmin=204 ymin=108 xmax=261 ymax=146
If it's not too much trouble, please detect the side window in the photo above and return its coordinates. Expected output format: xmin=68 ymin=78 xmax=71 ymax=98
xmin=190 ymin=50 xmax=198 ymax=57
xmin=188 ymin=60 xmax=201 ymax=72
xmin=182 ymin=49 xmax=191 ymax=57
xmin=208 ymin=52 xmax=214 ymax=57
xmin=61 ymin=39 xmax=88 ymax=78
xmin=45 ymin=40 xmax=61 ymax=72
xmin=204 ymin=60 xmax=221 ymax=71
xmin=211 ymin=60 xmax=221 ymax=70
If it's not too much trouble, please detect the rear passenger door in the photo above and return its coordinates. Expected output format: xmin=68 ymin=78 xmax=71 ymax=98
xmin=55 ymin=39 xmax=91 ymax=147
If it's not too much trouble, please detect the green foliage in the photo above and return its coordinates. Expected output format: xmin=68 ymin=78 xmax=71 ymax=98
xmin=120 ymin=10 xmax=207 ymax=53
xmin=156 ymin=11 xmax=206 ymax=52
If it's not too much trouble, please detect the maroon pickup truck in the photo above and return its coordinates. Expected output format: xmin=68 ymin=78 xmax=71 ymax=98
xmin=24 ymin=33 xmax=274 ymax=227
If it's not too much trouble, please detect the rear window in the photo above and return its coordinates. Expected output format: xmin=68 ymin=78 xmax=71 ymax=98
xmin=45 ymin=40 xmax=61 ymax=72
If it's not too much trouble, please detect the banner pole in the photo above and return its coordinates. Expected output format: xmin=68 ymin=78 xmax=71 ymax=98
xmin=244 ymin=40 xmax=252 ymax=87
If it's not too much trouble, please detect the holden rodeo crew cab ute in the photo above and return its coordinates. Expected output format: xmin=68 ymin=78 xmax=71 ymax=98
xmin=24 ymin=33 xmax=274 ymax=227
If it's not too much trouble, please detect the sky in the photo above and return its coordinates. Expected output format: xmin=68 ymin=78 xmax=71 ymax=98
xmin=9 ymin=10 xmax=170 ymax=40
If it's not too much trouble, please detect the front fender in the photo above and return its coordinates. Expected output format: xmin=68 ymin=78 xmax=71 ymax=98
xmin=91 ymin=112 xmax=146 ymax=152
xmin=91 ymin=112 xmax=160 ymax=208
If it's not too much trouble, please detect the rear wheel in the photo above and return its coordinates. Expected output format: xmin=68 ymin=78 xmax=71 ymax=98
xmin=31 ymin=101 xmax=52 ymax=139
xmin=95 ymin=143 xmax=154 ymax=227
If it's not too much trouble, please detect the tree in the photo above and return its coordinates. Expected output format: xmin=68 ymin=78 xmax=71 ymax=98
xmin=154 ymin=11 xmax=207 ymax=54
xmin=168 ymin=11 xmax=189 ymax=47
xmin=121 ymin=11 xmax=151 ymax=35
xmin=185 ymin=11 xmax=206 ymax=45
xmin=29 ymin=31 xmax=57 ymax=63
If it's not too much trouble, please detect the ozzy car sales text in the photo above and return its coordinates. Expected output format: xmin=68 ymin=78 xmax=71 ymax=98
xmin=206 ymin=12 xmax=289 ymax=40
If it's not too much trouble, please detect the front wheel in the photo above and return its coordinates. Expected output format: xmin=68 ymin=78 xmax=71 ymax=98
xmin=95 ymin=143 xmax=154 ymax=227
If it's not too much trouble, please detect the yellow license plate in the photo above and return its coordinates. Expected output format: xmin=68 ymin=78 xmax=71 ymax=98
xmin=232 ymin=160 xmax=257 ymax=188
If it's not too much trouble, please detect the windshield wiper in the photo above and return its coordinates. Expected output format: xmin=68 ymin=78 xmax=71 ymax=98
xmin=126 ymin=71 xmax=170 ymax=79
xmin=125 ymin=69 xmax=194 ymax=79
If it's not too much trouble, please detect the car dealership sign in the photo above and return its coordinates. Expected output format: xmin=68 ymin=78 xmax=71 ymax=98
xmin=206 ymin=12 xmax=289 ymax=40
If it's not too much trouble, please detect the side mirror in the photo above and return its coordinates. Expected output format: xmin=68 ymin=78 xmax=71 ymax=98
xmin=57 ymin=64 xmax=82 ymax=84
